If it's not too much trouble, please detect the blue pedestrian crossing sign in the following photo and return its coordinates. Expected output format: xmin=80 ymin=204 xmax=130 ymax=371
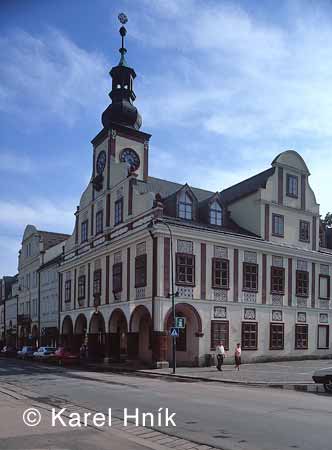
xmin=170 ymin=327 xmax=180 ymax=337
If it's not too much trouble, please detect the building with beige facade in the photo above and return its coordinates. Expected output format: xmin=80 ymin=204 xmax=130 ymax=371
xmin=57 ymin=22 xmax=332 ymax=367
xmin=17 ymin=225 xmax=68 ymax=348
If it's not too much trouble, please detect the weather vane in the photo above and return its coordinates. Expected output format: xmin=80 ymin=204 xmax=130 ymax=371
xmin=118 ymin=12 xmax=128 ymax=25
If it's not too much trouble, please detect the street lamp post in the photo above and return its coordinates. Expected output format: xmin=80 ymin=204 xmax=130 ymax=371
xmin=148 ymin=218 xmax=176 ymax=374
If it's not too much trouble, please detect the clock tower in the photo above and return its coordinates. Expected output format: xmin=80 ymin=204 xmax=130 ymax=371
xmin=91 ymin=13 xmax=151 ymax=190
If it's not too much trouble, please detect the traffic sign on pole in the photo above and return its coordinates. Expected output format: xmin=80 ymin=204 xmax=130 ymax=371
xmin=176 ymin=317 xmax=186 ymax=329
xmin=170 ymin=327 xmax=179 ymax=337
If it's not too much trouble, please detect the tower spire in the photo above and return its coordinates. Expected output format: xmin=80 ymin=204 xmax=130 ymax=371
xmin=101 ymin=13 xmax=142 ymax=130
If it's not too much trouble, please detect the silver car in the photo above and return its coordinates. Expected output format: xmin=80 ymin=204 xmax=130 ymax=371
xmin=313 ymin=366 xmax=332 ymax=393
xmin=33 ymin=347 xmax=57 ymax=361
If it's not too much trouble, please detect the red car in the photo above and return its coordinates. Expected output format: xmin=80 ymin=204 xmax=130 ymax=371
xmin=54 ymin=347 xmax=80 ymax=365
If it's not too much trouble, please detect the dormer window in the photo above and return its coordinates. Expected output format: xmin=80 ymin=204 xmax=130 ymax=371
xmin=210 ymin=201 xmax=223 ymax=226
xmin=178 ymin=191 xmax=193 ymax=220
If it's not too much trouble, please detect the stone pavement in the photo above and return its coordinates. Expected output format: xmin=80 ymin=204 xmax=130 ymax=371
xmin=140 ymin=359 xmax=332 ymax=385
xmin=0 ymin=384 xmax=220 ymax=450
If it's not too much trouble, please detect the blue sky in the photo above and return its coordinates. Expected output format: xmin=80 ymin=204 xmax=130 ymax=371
xmin=1 ymin=0 xmax=332 ymax=276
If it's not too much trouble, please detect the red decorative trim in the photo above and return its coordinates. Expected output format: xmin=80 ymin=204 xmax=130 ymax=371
xmin=234 ymin=249 xmax=239 ymax=302
xmin=262 ymin=254 xmax=267 ymax=304
xmin=106 ymin=255 xmax=110 ymax=305
xmin=311 ymin=262 xmax=316 ymax=309
xmin=312 ymin=216 xmax=317 ymax=251
xmin=127 ymin=248 xmax=130 ymax=301
xmin=106 ymin=194 xmax=111 ymax=227
xmin=278 ymin=167 xmax=283 ymax=205
xmin=164 ymin=303 xmax=202 ymax=333
xmin=264 ymin=204 xmax=270 ymax=240
xmin=128 ymin=179 xmax=134 ymax=216
xmin=143 ymin=142 xmax=148 ymax=181
xmin=301 ymin=174 xmax=306 ymax=210
xmin=288 ymin=258 xmax=292 ymax=306
xmin=90 ymin=204 xmax=94 ymax=237
xmin=200 ymin=243 xmax=206 ymax=299
xmin=164 ymin=237 xmax=170 ymax=298
xmin=152 ymin=237 xmax=158 ymax=298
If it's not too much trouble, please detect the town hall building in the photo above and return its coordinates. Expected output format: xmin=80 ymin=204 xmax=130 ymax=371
xmin=56 ymin=19 xmax=332 ymax=367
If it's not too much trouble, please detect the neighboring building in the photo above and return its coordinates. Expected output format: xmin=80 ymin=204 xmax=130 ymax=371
xmin=38 ymin=241 xmax=65 ymax=346
xmin=57 ymin=22 xmax=332 ymax=367
xmin=17 ymin=225 xmax=69 ymax=348
xmin=0 ymin=276 xmax=17 ymax=348
xmin=5 ymin=278 xmax=19 ymax=348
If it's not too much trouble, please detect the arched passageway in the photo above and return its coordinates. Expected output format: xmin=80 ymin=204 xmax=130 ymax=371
xmin=129 ymin=306 xmax=152 ymax=363
xmin=88 ymin=312 xmax=106 ymax=360
xmin=108 ymin=309 xmax=128 ymax=361
xmin=164 ymin=303 xmax=202 ymax=366
xmin=61 ymin=316 xmax=74 ymax=348
xmin=73 ymin=314 xmax=88 ymax=352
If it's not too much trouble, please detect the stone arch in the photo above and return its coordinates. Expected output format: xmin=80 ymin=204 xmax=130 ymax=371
xmin=62 ymin=316 xmax=73 ymax=335
xmin=108 ymin=309 xmax=128 ymax=360
xmin=129 ymin=305 xmax=152 ymax=363
xmin=163 ymin=303 xmax=202 ymax=366
xmin=74 ymin=313 xmax=88 ymax=335
xmin=88 ymin=312 xmax=106 ymax=360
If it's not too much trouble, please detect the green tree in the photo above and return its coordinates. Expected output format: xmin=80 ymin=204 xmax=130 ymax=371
xmin=321 ymin=212 xmax=332 ymax=228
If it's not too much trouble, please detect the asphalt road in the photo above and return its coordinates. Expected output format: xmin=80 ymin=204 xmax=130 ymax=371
xmin=0 ymin=359 xmax=331 ymax=450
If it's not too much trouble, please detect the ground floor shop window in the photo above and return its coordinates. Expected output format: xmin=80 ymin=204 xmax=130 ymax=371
xmin=270 ymin=323 xmax=284 ymax=350
xmin=295 ymin=324 xmax=308 ymax=349
xmin=317 ymin=325 xmax=329 ymax=349
xmin=242 ymin=322 xmax=258 ymax=350
xmin=210 ymin=321 xmax=229 ymax=350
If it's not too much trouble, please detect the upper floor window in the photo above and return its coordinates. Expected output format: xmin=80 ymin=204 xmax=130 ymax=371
xmin=135 ymin=254 xmax=147 ymax=288
xmin=210 ymin=201 xmax=222 ymax=226
xmin=115 ymin=198 xmax=123 ymax=226
xmin=296 ymin=270 xmax=309 ymax=297
xmin=65 ymin=280 xmax=71 ymax=303
xmin=78 ymin=275 xmax=86 ymax=300
xmin=178 ymin=191 xmax=193 ymax=220
xmin=319 ymin=275 xmax=330 ymax=299
xmin=299 ymin=220 xmax=310 ymax=242
xmin=243 ymin=263 xmax=258 ymax=292
xmin=286 ymin=174 xmax=298 ymax=198
xmin=272 ymin=214 xmax=284 ymax=237
xmin=81 ymin=220 xmax=88 ymax=243
xmin=112 ymin=263 xmax=122 ymax=293
xmin=176 ymin=253 xmax=195 ymax=286
xmin=96 ymin=210 xmax=103 ymax=235
xmin=271 ymin=267 xmax=285 ymax=294
xmin=93 ymin=270 xmax=102 ymax=297
xmin=212 ymin=258 xmax=229 ymax=289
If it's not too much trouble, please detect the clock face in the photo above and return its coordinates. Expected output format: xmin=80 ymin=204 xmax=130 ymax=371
xmin=96 ymin=151 xmax=106 ymax=175
xmin=120 ymin=148 xmax=140 ymax=172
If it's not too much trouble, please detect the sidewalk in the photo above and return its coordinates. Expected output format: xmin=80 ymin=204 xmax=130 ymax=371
xmin=139 ymin=359 xmax=332 ymax=385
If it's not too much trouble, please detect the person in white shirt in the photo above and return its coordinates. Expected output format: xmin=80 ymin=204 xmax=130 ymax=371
xmin=215 ymin=341 xmax=225 ymax=371
xmin=235 ymin=343 xmax=242 ymax=371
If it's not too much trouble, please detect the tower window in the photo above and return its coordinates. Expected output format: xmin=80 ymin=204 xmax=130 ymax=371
xmin=81 ymin=220 xmax=88 ymax=243
xmin=116 ymin=84 xmax=121 ymax=89
xmin=115 ymin=198 xmax=123 ymax=225
xmin=178 ymin=191 xmax=193 ymax=220
xmin=210 ymin=201 xmax=222 ymax=226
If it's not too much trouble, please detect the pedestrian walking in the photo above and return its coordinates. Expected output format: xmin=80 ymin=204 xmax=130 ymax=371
xmin=235 ymin=343 xmax=241 ymax=371
xmin=215 ymin=341 xmax=226 ymax=371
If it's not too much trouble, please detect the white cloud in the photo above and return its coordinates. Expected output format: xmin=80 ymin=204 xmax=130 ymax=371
xmin=0 ymin=29 xmax=109 ymax=126
xmin=0 ymin=198 xmax=75 ymax=233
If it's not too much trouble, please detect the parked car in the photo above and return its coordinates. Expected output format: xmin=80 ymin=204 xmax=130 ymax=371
xmin=313 ymin=367 xmax=332 ymax=393
xmin=0 ymin=346 xmax=17 ymax=357
xmin=54 ymin=347 xmax=80 ymax=365
xmin=33 ymin=347 xmax=57 ymax=361
xmin=17 ymin=346 xmax=35 ymax=360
